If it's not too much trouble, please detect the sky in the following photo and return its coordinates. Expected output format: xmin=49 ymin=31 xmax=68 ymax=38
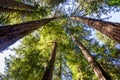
xmin=0 ymin=41 xmax=21 ymax=74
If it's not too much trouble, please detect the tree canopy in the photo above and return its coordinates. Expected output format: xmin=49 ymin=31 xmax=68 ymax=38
xmin=0 ymin=0 xmax=120 ymax=80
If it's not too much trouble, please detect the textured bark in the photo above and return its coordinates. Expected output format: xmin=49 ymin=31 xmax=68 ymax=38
xmin=71 ymin=16 xmax=120 ymax=44
xmin=42 ymin=42 xmax=57 ymax=80
xmin=0 ymin=6 xmax=32 ymax=14
xmin=0 ymin=6 xmax=41 ymax=14
xmin=0 ymin=0 xmax=35 ymax=10
xmin=0 ymin=17 xmax=57 ymax=52
xmin=71 ymin=35 xmax=112 ymax=80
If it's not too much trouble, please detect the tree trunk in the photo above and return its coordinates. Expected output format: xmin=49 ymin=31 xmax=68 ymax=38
xmin=42 ymin=42 xmax=57 ymax=80
xmin=0 ymin=17 xmax=57 ymax=52
xmin=0 ymin=6 xmax=32 ymax=14
xmin=0 ymin=6 xmax=41 ymax=14
xmin=59 ymin=54 xmax=62 ymax=79
xmin=71 ymin=35 xmax=112 ymax=80
xmin=0 ymin=0 xmax=35 ymax=10
xmin=71 ymin=16 xmax=120 ymax=44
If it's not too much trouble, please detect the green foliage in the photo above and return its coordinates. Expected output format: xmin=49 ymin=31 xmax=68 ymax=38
xmin=0 ymin=13 xmax=9 ymax=25
xmin=4 ymin=34 xmax=48 ymax=80
xmin=89 ymin=31 xmax=120 ymax=79
xmin=108 ymin=0 xmax=120 ymax=6
xmin=1 ymin=0 xmax=120 ymax=80
xmin=39 ymin=0 xmax=64 ymax=7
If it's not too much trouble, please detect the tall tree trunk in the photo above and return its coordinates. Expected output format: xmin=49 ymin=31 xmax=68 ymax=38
xmin=71 ymin=35 xmax=112 ymax=80
xmin=42 ymin=42 xmax=57 ymax=80
xmin=59 ymin=54 xmax=62 ymax=79
xmin=0 ymin=6 xmax=41 ymax=14
xmin=0 ymin=17 xmax=57 ymax=52
xmin=0 ymin=0 xmax=35 ymax=10
xmin=71 ymin=16 xmax=120 ymax=44
xmin=0 ymin=6 xmax=32 ymax=14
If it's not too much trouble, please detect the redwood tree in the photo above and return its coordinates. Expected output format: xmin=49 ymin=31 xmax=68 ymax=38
xmin=0 ymin=6 xmax=34 ymax=14
xmin=42 ymin=42 xmax=57 ymax=80
xmin=71 ymin=16 xmax=120 ymax=44
xmin=0 ymin=0 xmax=35 ymax=10
xmin=0 ymin=17 xmax=57 ymax=52
xmin=71 ymin=35 xmax=112 ymax=80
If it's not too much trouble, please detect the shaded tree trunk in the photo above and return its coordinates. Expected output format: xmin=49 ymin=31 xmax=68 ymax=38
xmin=0 ymin=6 xmax=32 ymax=14
xmin=0 ymin=6 xmax=41 ymax=14
xmin=42 ymin=42 xmax=57 ymax=80
xmin=0 ymin=17 xmax=57 ymax=52
xmin=71 ymin=35 xmax=112 ymax=80
xmin=59 ymin=53 xmax=62 ymax=79
xmin=0 ymin=0 xmax=35 ymax=10
xmin=71 ymin=16 xmax=120 ymax=44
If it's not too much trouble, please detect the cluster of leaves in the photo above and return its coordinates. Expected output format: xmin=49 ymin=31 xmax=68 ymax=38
xmin=107 ymin=0 xmax=120 ymax=6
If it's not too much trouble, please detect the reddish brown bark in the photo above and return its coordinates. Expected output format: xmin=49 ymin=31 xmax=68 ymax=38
xmin=0 ymin=6 xmax=32 ymax=14
xmin=0 ymin=17 xmax=57 ymax=52
xmin=0 ymin=0 xmax=35 ymax=10
xmin=71 ymin=35 xmax=112 ymax=80
xmin=42 ymin=42 xmax=57 ymax=80
xmin=71 ymin=16 xmax=120 ymax=44
xmin=0 ymin=6 xmax=40 ymax=14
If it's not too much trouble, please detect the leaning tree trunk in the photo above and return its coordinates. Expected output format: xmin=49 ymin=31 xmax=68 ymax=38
xmin=0 ymin=17 xmax=57 ymax=52
xmin=71 ymin=16 xmax=120 ymax=44
xmin=71 ymin=35 xmax=112 ymax=80
xmin=42 ymin=42 xmax=57 ymax=80
xmin=0 ymin=6 xmax=32 ymax=14
xmin=0 ymin=0 xmax=35 ymax=10
xmin=0 ymin=6 xmax=40 ymax=14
